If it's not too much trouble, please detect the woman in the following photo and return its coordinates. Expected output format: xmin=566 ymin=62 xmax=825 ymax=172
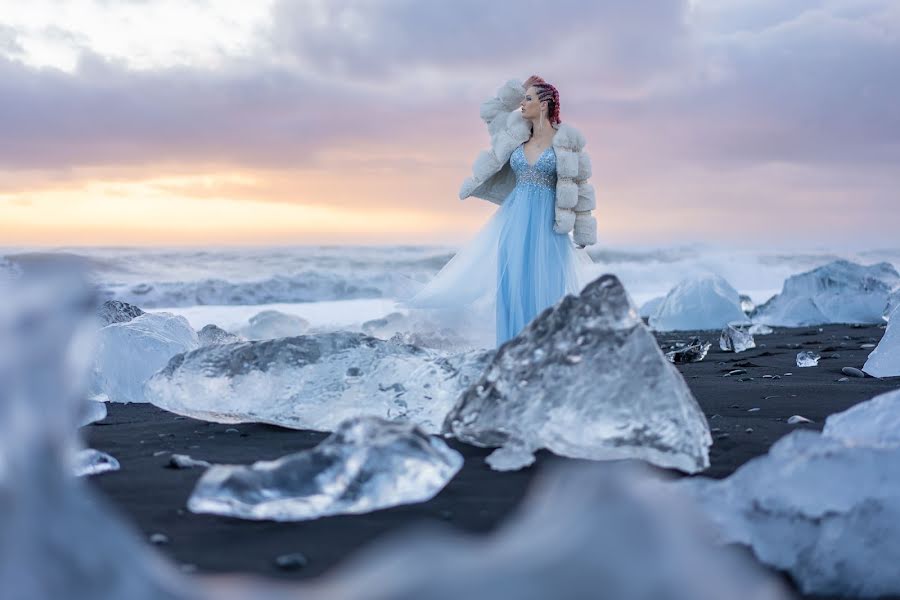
xmin=409 ymin=76 xmax=597 ymax=348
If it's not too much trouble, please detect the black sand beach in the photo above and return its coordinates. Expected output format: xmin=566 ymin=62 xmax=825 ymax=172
xmin=83 ymin=323 xmax=900 ymax=596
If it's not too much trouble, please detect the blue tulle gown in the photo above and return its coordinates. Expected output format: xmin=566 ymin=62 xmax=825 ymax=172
xmin=408 ymin=143 xmax=592 ymax=348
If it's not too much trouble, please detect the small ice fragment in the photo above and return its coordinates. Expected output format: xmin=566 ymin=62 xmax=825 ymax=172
xmin=748 ymin=408 xmax=760 ymax=412
xmin=485 ymin=441 xmax=537 ymax=471
xmin=149 ymin=533 xmax=169 ymax=545
xmin=188 ymin=416 xmax=463 ymax=521
xmin=740 ymin=294 xmax=755 ymax=314
xmin=167 ymin=454 xmax=212 ymax=469
xmin=787 ymin=415 xmax=813 ymax=425
xmin=749 ymin=323 xmax=773 ymax=335
xmin=665 ymin=336 xmax=711 ymax=363
xmin=74 ymin=448 xmax=120 ymax=477
xmin=274 ymin=553 xmax=308 ymax=571
xmin=796 ymin=351 xmax=820 ymax=367
xmin=719 ymin=325 xmax=756 ymax=353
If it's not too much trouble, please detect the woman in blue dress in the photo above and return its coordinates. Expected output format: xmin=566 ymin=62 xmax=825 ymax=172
xmin=408 ymin=76 xmax=597 ymax=348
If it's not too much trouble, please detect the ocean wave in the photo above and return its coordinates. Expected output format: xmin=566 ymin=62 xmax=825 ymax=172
xmin=97 ymin=270 xmax=427 ymax=308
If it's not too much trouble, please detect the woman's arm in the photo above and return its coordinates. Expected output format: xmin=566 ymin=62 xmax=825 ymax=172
xmin=573 ymin=151 xmax=597 ymax=247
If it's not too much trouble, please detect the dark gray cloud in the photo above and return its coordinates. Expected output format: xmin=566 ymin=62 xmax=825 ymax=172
xmin=0 ymin=0 xmax=898 ymax=182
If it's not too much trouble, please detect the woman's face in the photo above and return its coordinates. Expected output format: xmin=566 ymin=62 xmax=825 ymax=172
xmin=520 ymin=86 xmax=545 ymax=120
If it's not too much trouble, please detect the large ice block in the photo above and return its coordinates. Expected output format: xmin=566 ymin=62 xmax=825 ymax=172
xmin=444 ymin=275 xmax=712 ymax=473
xmin=93 ymin=312 xmax=199 ymax=403
xmin=680 ymin=388 xmax=900 ymax=597
xmin=649 ymin=275 xmax=750 ymax=332
xmin=188 ymin=416 xmax=463 ymax=521
xmin=146 ymin=333 xmax=493 ymax=434
xmin=719 ymin=325 xmax=756 ymax=353
xmin=863 ymin=312 xmax=900 ymax=377
xmin=239 ymin=309 xmax=309 ymax=340
xmin=754 ymin=260 xmax=899 ymax=326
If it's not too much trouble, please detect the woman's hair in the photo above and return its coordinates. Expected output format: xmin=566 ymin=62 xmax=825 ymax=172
xmin=524 ymin=75 xmax=561 ymax=126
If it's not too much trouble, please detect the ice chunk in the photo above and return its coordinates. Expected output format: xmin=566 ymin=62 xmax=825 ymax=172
xmin=444 ymin=275 xmax=712 ymax=474
xmin=638 ymin=295 xmax=664 ymax=319
xmin=73 ymin=448 xmax=120 ymax=477
xmin=97 ymin=299 xmax=145 ymax=326
xmin=665 ymin=337 xmax=711 ymax=364
xmin=864 ymin=307 xmax=900 ymax=377
xmin=680 ymin=388 xmax=900 ymax=597
xmin=885 ymin=289 xmax=900 ymax=322
xmin=78 ymin=399 xmax=108 ymax=427
xmin=754 ymin=260 xmax=900 ymax=326
xmin=824 ymin=388 xmax=900 ymax=446
xmin=749 ymin=323 xmax=773 ymax=335
xmin=188 ymin=416 xmax=463 ymax=521
xmin=93 ymin=312 xmax=199 ymax=403
xmin=197 ymin=324 xmax=243 ymax=346
xmin=787 ymin=415 xmax=813 ymax=425
xmin=239 ymin=309 xmax=309 ymax=340
xmin=739 ymin=294 xmax=755 ymax=314
xmin=718 ymin=325 xmax=756 ymax=353
xmin=796 ymin=351 xmax=820 ymax=367
xmin=649 ymin=275 xmax=750 ymax=332
xmin=145 ymin=333 xmax=493 ymax=434
xmin=167 ymin=454 xmax=212 ymax=469
xmin=329 ymin=463 xmax=791 ymax=600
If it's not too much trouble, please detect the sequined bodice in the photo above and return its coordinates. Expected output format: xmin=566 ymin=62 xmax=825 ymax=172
xmin=510 ymin=144 xmax=557 ymax=190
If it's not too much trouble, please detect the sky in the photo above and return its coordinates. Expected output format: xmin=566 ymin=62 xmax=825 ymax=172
xmin=0 ymin=0 xmax=898 ymax=248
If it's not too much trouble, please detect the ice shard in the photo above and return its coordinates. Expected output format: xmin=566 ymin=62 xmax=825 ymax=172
xmin=665 ymin=337 xmax=711 ymax=364
xmin=680 ymin=388 xmax=900 ymax=597
xmin=796 ymin=351 xmax=820 ymax=367
xmin=93 ymin=312 xmax=199 ymax=403
xmin=719 ymin=325 xmax=756 ymax=353
xmin=197 ymin=324 xmax=243 ymax=346
xmin=239 ymin=309 xmax=309 ymax=340
xmin=73 ymin=448 xmax=120 ymax=477
xmin=97 ymin=299 xmax=145 ymax=326
xmin=444 ymin=275 xmax=712 ymax=473
xmin=145 ymin=333 xmax=493 ymax=434
xmin=188 ymin=416 xmax=463 ymax=521
xmin=863 ymin=310 xmax=900 ymax=377
xmin=649 ymin=275 xmax=750 ymax=332
xmin=754 ymin=260 xmax=900 ymax=326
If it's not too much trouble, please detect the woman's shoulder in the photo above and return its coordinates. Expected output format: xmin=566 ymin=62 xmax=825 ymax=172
xmin=552 ymin=122 xmax=587 ymax=151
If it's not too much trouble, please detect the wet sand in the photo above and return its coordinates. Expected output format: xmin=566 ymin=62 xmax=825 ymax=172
xmin=83 ymin=323 xmax=900 ymax=597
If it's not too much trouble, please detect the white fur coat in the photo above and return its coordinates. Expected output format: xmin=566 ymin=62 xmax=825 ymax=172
xmin=459 ymin=79 xmax=597 ymax=247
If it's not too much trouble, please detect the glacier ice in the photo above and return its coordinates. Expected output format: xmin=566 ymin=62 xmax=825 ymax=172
xmin=188 ymin=416 xmax=463 ymax=521
xmin=719 ymin=324 xmax=756 ymax=353
xmin=93 ymin=312 xmax=199 ymax=403
xmin=649 ymin=275 xmax=750 ymax=332
xmin=680 ymin=388 xmax=900 ymax=597
xmin=444 ymin=275 xmax=712 ymax=473
xmin=796 ymin=351 xmax=820 ymax=367
xmin=145 ymin=333 xmax=493 ymax=434
xmin=638 ymin=295 xmax=664 ymax=319
xmin=863 ymin=312 xmax=900 ymax=377
xmin=665 ymin=337 xmax=711 ymax=364
xmin=97 ymin=299 xmax=145 ymax=326
xmin=239 ymin=309 xmax=309 ymax=340
xmin=74 ymin=448 xmax=120 ymax=477
xmin=197 ymin=323 xmax=243 ymax=346
xmin=753 ymin=260 xmax=900 ymax=326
